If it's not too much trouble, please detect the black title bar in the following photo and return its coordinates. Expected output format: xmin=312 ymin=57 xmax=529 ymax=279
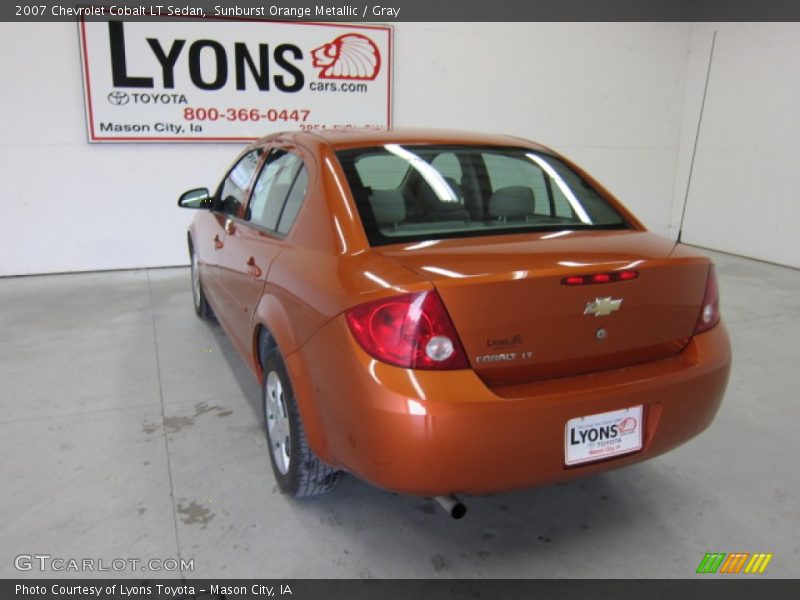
xmin=5 ymin=0 xmax=800 ymax=22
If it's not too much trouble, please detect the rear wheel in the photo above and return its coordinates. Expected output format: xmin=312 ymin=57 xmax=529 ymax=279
xmin=190 ymin=249 xmax=213 ymax=320
xmin=262 ymin=348 xmax=340 ymax=497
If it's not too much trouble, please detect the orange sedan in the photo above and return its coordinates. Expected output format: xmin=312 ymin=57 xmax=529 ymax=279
xmin=178 ymin=129 xmax=730 ymax=516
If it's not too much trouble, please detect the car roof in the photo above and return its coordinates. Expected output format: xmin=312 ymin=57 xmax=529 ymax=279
xmin=262 ymin=128 xmax=553 ymax=153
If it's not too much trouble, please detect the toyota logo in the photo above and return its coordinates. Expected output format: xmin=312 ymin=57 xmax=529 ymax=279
xmin=107 ymin=91 xmax=129 ymax=105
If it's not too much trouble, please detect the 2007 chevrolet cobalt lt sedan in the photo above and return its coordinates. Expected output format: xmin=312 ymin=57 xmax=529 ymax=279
xmin=178 ymin=129 xmax=730 ymax=515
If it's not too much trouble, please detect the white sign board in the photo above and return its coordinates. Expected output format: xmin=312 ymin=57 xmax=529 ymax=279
xmin=79 ymin=18 xmax=392 ymax=142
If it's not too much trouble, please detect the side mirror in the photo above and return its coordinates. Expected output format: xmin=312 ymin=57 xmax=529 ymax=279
xmin=178 ymin=187 xmax=211 ymax=209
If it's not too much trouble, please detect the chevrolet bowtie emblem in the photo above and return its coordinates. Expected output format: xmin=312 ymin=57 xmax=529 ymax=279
xmin=584 ymin=297 xmax=623 ymax=317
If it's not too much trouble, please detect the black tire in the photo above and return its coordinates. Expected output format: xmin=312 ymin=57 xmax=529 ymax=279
xmin=262 ymin=348 xmax=340 ymax=497
xmin=190 ymin=247 xmax=214 ymax=320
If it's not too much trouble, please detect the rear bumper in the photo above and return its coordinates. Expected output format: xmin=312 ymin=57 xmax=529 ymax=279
xmin=289 ymin=318 xmax=731 ymax=496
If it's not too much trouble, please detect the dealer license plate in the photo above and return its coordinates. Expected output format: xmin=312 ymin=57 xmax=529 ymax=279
xmin=565 ymin=405 xmax=643 ymax=466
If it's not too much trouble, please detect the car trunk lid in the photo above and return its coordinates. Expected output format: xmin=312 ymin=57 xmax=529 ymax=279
xmin=377 ymin=230 xmax=710 ymax=385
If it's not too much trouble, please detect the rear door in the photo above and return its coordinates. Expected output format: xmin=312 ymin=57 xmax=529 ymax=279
xmin=219 ymin=144 xmax=309 ymax=356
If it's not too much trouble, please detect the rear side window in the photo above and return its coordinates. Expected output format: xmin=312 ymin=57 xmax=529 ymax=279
xmin=336 ymin=145 xmax=629 ymax=246
xmin=277 ymin=166 xmax=308 ymax=235
xmin=247 ymin=150 xmax=303 ymax=231
xmin=215 ymin=148 xmax=263 ymax=216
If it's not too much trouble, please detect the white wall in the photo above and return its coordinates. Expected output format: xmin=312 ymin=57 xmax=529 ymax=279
xmin=0 ymin=23 xmax=236 ymax=276
xmin=672 ymin=23 xmax=800 ymax=269
xmin=1 ymin=22 xmax=693 ymax=276
xmin=394 ymin=23 xmax=693 ymax=239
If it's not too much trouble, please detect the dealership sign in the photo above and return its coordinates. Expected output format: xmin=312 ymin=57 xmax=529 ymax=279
xmin=78 ymin=19 xmax=392 ymax=142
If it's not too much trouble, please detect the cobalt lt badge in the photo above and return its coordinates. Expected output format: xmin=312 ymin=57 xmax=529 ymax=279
xmin=584 ymin=297 xmax=622 ymax=317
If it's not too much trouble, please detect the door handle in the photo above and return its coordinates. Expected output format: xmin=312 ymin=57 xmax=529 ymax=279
xmin=213 ymin=234 xmax=223 ymax=250
xmin=225 ymin=218 xmax=236 ymax=235
xmin=246 ymin=256 xmax=262 ymax=279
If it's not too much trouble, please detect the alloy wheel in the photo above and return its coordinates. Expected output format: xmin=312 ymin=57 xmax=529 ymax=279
xmin=191 ymin=253 xmax=201 ymax=309
xmin=265 ymin=370 xmax=291 ymax=475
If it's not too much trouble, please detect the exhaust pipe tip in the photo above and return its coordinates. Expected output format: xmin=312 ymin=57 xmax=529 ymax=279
xmin=433 ymin=494 xmax=467 ymax=519
xmin=450 ymin=502 xmax=467 ymax=519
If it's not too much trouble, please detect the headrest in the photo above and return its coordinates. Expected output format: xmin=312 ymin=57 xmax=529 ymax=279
xmin=369 ymin=189 xmax=406 ymax=226
xmin=489 ymin=186 xmax=535 ymax=218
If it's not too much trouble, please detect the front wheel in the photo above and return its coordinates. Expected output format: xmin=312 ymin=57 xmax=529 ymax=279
xmin=262 ymin=349 xmax=340 ymax=497
xmin=190 ymin=249 xmax=213 ymax=320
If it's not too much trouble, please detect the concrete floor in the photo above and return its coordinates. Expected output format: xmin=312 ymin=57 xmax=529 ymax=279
xmin=0 ymin=248 xmax=798 ymax=579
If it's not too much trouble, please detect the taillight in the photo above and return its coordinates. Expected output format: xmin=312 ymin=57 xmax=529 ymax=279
xmin=561 ymin=270 xmax=639 ymax=285
xmin=345 ymin=290 xmax=469 ymax=370
xmin=694 ymin=265 xmax=720 ymax=335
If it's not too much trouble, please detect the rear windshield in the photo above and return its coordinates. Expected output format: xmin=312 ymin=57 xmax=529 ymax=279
xmin=336 ymin=145 xmax=629 ymax=246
